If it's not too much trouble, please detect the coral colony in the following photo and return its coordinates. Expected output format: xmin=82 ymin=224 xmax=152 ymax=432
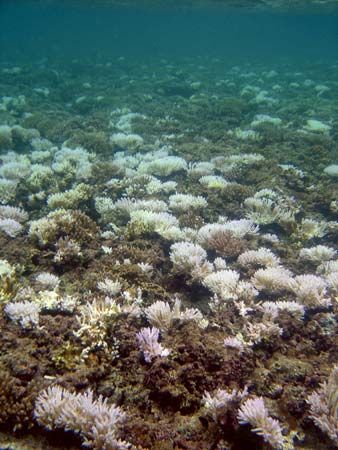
xmin=0 ymin=53 xmax=337 ymax=450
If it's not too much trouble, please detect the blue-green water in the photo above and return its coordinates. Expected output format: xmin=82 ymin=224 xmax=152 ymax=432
xmin=1 ymin=1 xmax=338 ymax=62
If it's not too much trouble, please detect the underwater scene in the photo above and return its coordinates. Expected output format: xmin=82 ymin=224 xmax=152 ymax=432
xmin=0 ymin=0 xmax=337 ymax=449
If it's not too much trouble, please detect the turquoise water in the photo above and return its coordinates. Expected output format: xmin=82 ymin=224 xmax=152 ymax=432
xmin=1 ymin=1 xmax=338 ymax=62
xmin=0 ymin=1 xmax=337 ymax=449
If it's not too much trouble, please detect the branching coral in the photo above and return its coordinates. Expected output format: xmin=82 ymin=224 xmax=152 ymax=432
xmin=238 ymin=397 xmax=284 ymax=449
xmin=306 ymin=365 xmax=338 ymax=445
xmin=34 ymin=385 xmax=130 ymax=449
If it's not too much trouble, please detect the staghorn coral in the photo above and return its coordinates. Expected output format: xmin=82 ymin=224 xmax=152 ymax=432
xmin=136 ymin=327 xmax=170 ymax=363
xmin=299 ymin=245 xmax=336 ymax=263
xmin=35 ymin=272 xmax=60 ymax=290
xmin=207 ymin=229 xmax=247 ymax=259
xmin=169 ymin=241 xmax=212 ymax=281
xmin=144 ymin=298 xmax=205 ymax=331
xmin=4 ymin=301 xmax=40 ymax=329
xmin=237 ymin=397 xmax=284 ymax=449
xmin=203 ymin=270 xmax=240 ymax=301
xmin=203 ymin=386 xmax=248 ymax=422
xmin=306 ymin=365 xmax=338 ymax=445
xmin=290 ymin=274 xmax=330 ymax=307
xmin=169 ymin=193 xmax=207 ymax=212
xmin=238 ymin=248 xmax=281 ymax=268
xmin=74 ymin=298 xmax=121 ymax=357
xmin=0 ymin=218 xmax=23 ymax=237
xmin=29 ymin=209 xmax=99 ymax=246
xmin=34 ymin=385 xmax=130 ymax=449
xmin=251 ymin=267 xmax=294 ymax=294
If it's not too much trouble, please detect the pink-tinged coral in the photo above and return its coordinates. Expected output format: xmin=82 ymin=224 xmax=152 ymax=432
xmin=203 ymin=386 xmax=248 ymax=421
xmin=136 ymin=327 xmax=170 ymax=363
xmin=224 ymin=337 xmax=245 ymax=353
xmin=34 ymin=385 xmax=130 ymax=449
xmin=306 ymin=365 xmax=338 ymax=445
xmin=237 ymin=397 xmax=284 ymax=449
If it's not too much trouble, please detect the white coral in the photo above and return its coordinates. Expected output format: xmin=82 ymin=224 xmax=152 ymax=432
xmin=290 ymin=274 xmax=329 ymax=307
xmin=203 ymin=270 xmax=240 ymax=301
xmin=169 ymin=193 xmax=207 ymax=211
xmin=238 ymin=248 xmax=281 ymax=268
xmin=145 ymin=298 xmax=203 ymax=331
xmin=238 ymin=397 xmax=284 ymax=449
xmin=35 ymin=385 xmax=129 ymax=449
xmin=299 ymin=245 xmax=336 ymax=263
xmin=5 ymin=301 xmax=40 ymax=329
xmin=306 ymin=365 xmax=338 ymax=445
xmin=136 ymin=327 xmax=170 ymax=363
xmin=170 ymin=241 xmax=212 ymax=281
xmin=251 ymin=267 xmax=293 ymax=293
xmin=36 ymin=272 xmax=60 ymax=289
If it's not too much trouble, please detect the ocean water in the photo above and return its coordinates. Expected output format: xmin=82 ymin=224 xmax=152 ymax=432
xmin=0 ymin=1 xmax=337 ymax=449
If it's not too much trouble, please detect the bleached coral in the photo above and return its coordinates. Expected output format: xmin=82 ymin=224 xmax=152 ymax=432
xmin=169 ymin=193 xmax=207 ymax=211
xmin=238 ymin=248 xmax=281 ymax=268
xmin=223 ymin=337 xmax=245 ymax=353
xmin=317 ymin=260 xmax=338 ymax=276
xmin=244 ymin=321 xmax=283 ymax=345
xmin=170 ymin=241 xmax=212 ymax=281
xmin=136 ymin=327 xmax=170 ymax=363
xmin=326 ymin=271 xmax=338 ymax=292
xmin=54 ymin=237 xmax=82 ymax=263
xmin=129 ymin=210 xmax=181 ymax=240
xmin=197 ymin=219 xmax=258 ymax=246
xmin=0 ymin=205 xmax=28 ymax=222
xmin=295 ymin=218 xmax=327 ymax=241
xmin=37 ymin=290 xmax=78 ymax=313
xmin=0 ymin=158 xmax=31 ymax=180
xmin=303 ymin=119 xmax=331 ymax=134
xmin=238 ymin=397 xmax=284 ymax=449
xmin=137 ymin=262 xmax=153 ymax=274
xmin=0 ymin=259 xmax=15 ymax=278
xmin=203 ymin=387 xmax=248 ymax=421
xmin=47 ymin=183 xmax=91 ymax=210
xmin=34 ymin=385 xmax=129 ymax=449
xmin=145 ymin=298 xmax=204 ymax=331
xmin=290 ymin=275 xmax=329 ymax=307
xmin=145 ymin=177 xmax=177 ymax=194
xmin=199 ymin=175 xmax=230 ymax=189
xmin=187 ymin=161 xmax=214 ymax=177
xmin=0 ymin=218 xmax=23 ymax=237
xmin=251 ymin=267 xmax=293 ymax=293
xmin=52 ymin=146 xmax=95 ymax=180
xmin=110 ymin=132 xmax=144 ymax=151
xmin=244 ymin=193 xmax=295 ymax=225
xmin=4 ymin=301 xmax=40 ymax=329
xmin=299 ymin=245 xmax=336 ymax=263
xmin=0 ymin=178 xmax=17 ymax=203
xmin=97 ymin=278 xmax=122 ymax=296
xmin=203 ymin=270 xmax=240 ymax=301
xmin=35 ymin=272 xmax=60 ymax=290
xmin=138 ymin=156 xmax=187 ymax=177
xmin=74 ymin=298 xmax=122 ymax=357
xmin=260 ymin=301 xmax=305 ymax=320
xmin=306 ymin=365 xmax=338 ymax=445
